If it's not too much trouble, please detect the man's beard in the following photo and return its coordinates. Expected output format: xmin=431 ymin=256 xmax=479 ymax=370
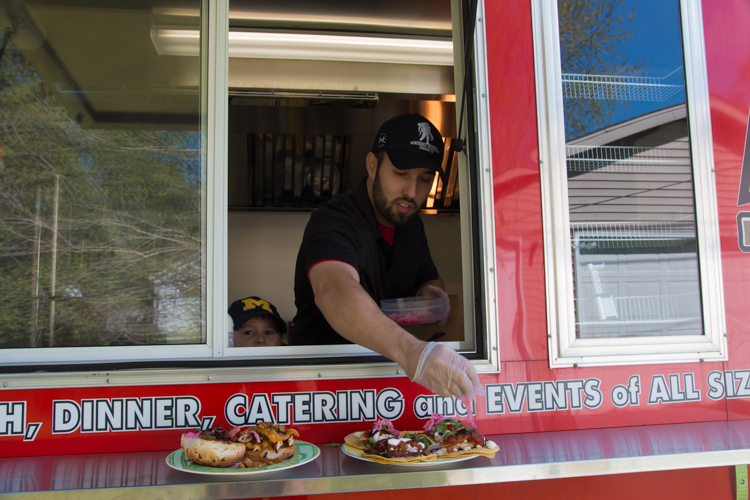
xmin=372 ymin=169 xmax=418 ymax=227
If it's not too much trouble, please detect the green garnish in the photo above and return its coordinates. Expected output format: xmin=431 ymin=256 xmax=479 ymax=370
xmin=364 ymin=437 xmax=377 ymax=448
xmin=433 ymin=418 xmax=475 ymax=439
xmin=404 ymin=432 xmax=431 ymax=448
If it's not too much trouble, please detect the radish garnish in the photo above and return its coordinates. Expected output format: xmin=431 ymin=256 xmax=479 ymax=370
xmin=373 ymin=418 xmax=399 ymax=436
xmin=422 ymin=413 xmax=445 ymax=432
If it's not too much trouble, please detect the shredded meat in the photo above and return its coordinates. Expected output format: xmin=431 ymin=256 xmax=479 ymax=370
xmin=428 ymin=423 xmax=487 ymax=448
xmin=364 ymin=439 xmax=430 ymax=458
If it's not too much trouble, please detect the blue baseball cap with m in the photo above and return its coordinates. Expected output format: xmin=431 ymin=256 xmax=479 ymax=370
xmin=228 ymin=296 xmax=287 ymax=333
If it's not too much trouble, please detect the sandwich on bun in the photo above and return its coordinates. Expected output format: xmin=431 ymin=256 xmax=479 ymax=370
xmin=238 ymin=422 xmax=299 ymax=466
xmin=180 ymin=426 xmax=245 ymax=467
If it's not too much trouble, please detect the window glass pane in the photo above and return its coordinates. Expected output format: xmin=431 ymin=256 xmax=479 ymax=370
xmin=0 ymin=1 xmax=205 ymax=347
xmin=558 ymin=0 xmax=703 ymax=338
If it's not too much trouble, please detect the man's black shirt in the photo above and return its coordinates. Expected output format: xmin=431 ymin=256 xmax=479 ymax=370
xmin=292 ymin=178 xmax=440 ymax=345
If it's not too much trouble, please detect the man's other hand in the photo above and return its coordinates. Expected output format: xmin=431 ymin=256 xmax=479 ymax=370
xmin=417 ymin=284 xmax=451 ymax=326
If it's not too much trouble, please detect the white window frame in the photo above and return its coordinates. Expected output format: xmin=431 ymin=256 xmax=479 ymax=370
xmin=0 ymin=0 xmax=500 ymax=377
xmin=532 ymin=0 xmax=727 ymax=368
xmin=0 ymin=0 xmax=223 ymax=367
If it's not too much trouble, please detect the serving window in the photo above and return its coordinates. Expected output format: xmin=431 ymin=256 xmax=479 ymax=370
xmin=223 ymin=0 xmax=493 ymax=362
xmin=532 ymin=0 xmax=726 ymax=367
xmin=0 ymin=0 xmax=497 ymax=371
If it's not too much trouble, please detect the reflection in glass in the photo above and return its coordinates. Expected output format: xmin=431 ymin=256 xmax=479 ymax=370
xmin=0 ymin=1 xmax=204 ymax=347
xmin=558 ymin=0 xmax=703 ymax=338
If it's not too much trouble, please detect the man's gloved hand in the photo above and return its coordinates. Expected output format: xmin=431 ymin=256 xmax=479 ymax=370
xmin=410 ymin=342 xmax=483 ymax=401
xmin=417 ymin=285 xmax=451 ymax=326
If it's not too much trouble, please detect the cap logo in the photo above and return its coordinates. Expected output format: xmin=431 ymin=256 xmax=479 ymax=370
xmin=417 ymin=122 xmax=433 ymax=143
xmin=410 ymin=122 xmax=440 ymax=155
xmin=242 ymin=298 xmax=272 ymax=313
xmin=377 ymin=133 xmax=386 ymax=148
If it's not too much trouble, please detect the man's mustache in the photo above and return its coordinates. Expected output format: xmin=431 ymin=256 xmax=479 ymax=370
xmin=392 ymin=196 xmax=417 ymax=206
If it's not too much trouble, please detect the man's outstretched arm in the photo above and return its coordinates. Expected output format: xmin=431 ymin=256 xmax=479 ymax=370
xmin=309 ymin=260 xmax=482 ymax=401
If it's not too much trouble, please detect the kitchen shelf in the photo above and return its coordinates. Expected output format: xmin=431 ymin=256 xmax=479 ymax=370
xmin=562 ymin=73 xmax=684 ymax=102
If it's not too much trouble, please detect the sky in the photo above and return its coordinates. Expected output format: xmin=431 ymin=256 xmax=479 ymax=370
xmin=563 ymin=0 xmax=688 ymax=132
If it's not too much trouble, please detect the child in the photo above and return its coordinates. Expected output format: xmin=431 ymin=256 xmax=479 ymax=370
xmin=228 ymin=296 xmax=288 ymax=347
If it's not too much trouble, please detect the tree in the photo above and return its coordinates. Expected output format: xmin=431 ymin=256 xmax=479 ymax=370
xmin=0 ymin=41 xmax=203 ymax=348
xmin=558 ymin=0 xmax=644 ymax=140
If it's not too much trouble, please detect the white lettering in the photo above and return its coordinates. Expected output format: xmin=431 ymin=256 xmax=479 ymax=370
xmin=313 ymin=392 xmax=337 ymax=422
xmin=527 ymin=383 xmax=544 ymax=411
xmin=735 ymin=371 xmax=750 ymax=397
xmin=247 ymin=394 xmax=275 ymax=424
xmin=503 ymin=384 xmax=527 ymax=413
xmin=271 ymin=394 xmax=293 ymax=425
xmin=0 ymin=402 xmax=25 ymax=435
xmin=414 ymin=395 xmax=433 ymax=418
xmin=375 ymin=389 xmax=404 ymax=420
xmin=125 ymin=398 xmax=152 ymax=430
xmin=292 ymin=393 xmax=311 ymax=424
xmin=175 ymin=397 xmax=201 ymax=428
xmin=649 ymin=375 xmax=671 ymax=404
xmin=486 ymin=385 xmax=504 ymax=414
xmin=350 ymin=390 xmax=376 ymax=422
xmin=544 ymin=382 xmax=568 ymax=410
xmin=96 ymin=399 xmax=123 ymax=432
xmin=52 ymin=401 xmax=80 ymax=434
xmin=707 ymin=371 xmax=725 ymax=400
xmin=583 ymin=379 xmax=603 ymax=408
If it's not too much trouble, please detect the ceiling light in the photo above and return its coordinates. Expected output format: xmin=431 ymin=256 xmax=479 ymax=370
xmin=150 ymin=28 xmax=453 ymax=66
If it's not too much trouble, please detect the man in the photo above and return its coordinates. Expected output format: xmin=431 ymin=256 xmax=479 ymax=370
xmin=292 ymin=113 xmax=482 ymax=402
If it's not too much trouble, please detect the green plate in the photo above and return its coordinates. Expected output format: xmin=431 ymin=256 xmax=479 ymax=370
xmin=166 ymin=441 xmax=320 ymax=476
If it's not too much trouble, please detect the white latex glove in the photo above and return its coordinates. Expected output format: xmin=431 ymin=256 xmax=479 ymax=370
xmin=417 ymin=285 xmax=451 ymax=326
xmin=410 ymin=342 xmax=483 ymax=401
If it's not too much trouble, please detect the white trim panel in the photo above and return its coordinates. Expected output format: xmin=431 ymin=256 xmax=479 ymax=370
xmin=472 ymin=0 xmax=500 ymax=371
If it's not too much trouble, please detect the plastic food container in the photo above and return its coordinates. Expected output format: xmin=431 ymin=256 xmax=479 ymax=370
xmin=380 ymin=296 xmax=447 ymax=326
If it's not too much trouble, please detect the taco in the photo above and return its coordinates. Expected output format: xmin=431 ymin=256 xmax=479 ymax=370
xmin=343 ymin=418 xmax=436 ymax=464
xmin=343 ymin=418 xmax=400 ymax=450
xmin=417 ymin=414 xmax=499 ymax=459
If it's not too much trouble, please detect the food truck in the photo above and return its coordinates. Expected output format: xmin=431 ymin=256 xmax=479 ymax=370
xmin=1 ymin=0 xmax=749 ymax=498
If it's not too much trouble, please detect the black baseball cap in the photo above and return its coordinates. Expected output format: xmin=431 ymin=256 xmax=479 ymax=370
xmin=371 ymin=113 xmax=445 ymax=178
xmin=228 ymin=296 xmax=287 ymax=333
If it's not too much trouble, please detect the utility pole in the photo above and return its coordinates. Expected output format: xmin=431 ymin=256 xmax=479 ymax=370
xmin=49 ymin=175 xmax=59 ymax=347
xmin=31 ymin=186 xmax=42 ymax=347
